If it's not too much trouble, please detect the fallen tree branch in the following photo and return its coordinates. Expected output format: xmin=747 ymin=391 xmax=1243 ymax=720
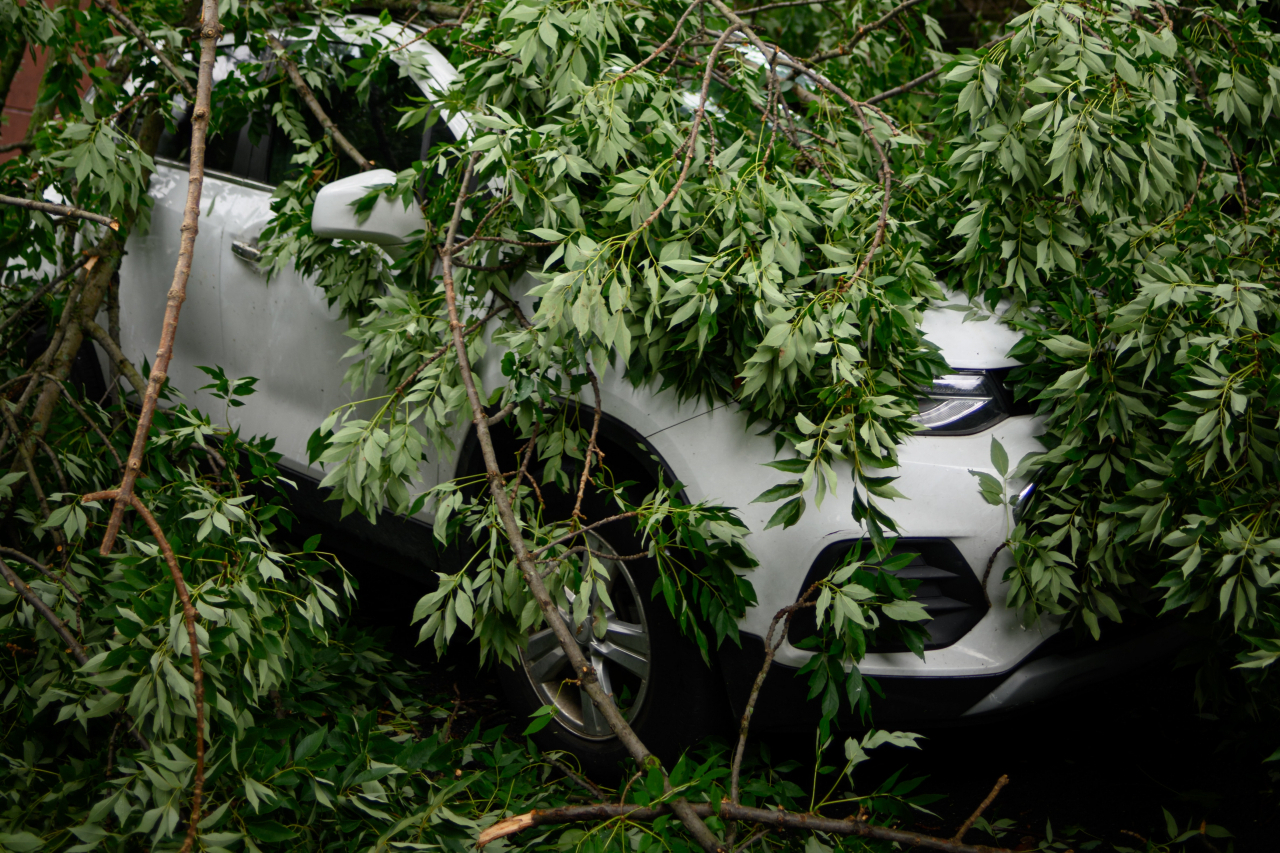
xmin=478 ymin=801 xmax=1015 ymax=853
xmin=0 ymin=253 xmax=93 ymax=338
xmin=84 ymin=489 xmax=205 ymax=852
xmin=267 ymin=34 xmax=371 ymax=171
xmin=92 ymin=0 xmax=195 ymax=100
xmin=809 ymin=0 xmax=927 ymax=62
xmin=866 ymin=32 xmax=1012 ymax=104
xmin=38 ymin=373 xmax=125 ymax=471
xmin=83 ymin=318 xmax=147 ymax=397
xmin=0 ymin=194 xmax=118 ymax=230
xmin=101 ymin=0 xmax=222 ymax=556
xmin=954 ymin=775 xmax=1009 ymax=842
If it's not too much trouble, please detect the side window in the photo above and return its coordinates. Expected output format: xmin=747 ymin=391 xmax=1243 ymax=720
xmin=265 ymin=43 xmax=445 ymax=187
xmin=154 ymin=47 xmax=254 ymax=176
xmin=154 ymin=41 xmax=452 ymax=190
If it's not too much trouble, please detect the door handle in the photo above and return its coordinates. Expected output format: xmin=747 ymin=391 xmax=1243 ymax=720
xmin=231 ymin=240 xmax=262 ymax=263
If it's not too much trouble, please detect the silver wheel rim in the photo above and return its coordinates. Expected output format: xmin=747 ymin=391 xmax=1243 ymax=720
xmin=519 ymin=532 xmax=651 ymax=740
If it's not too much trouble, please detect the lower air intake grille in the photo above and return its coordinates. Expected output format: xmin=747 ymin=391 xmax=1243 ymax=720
xmin=787 ymin=539 xmax=989 ymax=654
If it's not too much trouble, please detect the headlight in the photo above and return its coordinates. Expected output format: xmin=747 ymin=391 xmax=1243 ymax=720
xmin=910 ymin=372 xmax=1010 ymax=435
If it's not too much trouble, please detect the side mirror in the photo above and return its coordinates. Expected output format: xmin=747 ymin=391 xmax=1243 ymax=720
xmin=312 ymin=169 xmax=425 ymax=249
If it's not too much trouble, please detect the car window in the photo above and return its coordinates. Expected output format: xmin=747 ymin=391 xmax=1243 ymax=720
xmin=154 ymin=46 xmax=254 ymax=177
xmin=156 ymin=40 xmax=448 ymax=189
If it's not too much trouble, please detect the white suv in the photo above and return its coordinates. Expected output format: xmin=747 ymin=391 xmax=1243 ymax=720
xmin=116 ymin=16 xmax=1180 ymax=771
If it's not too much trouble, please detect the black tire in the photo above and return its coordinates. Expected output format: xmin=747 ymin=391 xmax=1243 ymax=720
xmin=495 ymin=453 xmax=727 ymax=781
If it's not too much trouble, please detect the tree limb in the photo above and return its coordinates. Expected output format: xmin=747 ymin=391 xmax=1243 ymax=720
xmin=0 ymin=253 xmax=93 ymax=338
xmin=439 ymin=152 xmax=720 ymax=852
xmin=92 ymin=0 xmax=195 ymax=100
xmin=954 ymin=775 xmax=1009 ymax=842
xmin=0 ymin=194 xmax=118 ymax=230
xmin=809 ymin=0 xmax=928 ymax=63
xmin=100 ymin=0 xmax=222 ymax=556
xmin=83 ymin=318 xmax=147 ymax=397
xmin=267 ymin=34 xmax=372 ymax=171
xmin=478 ymin=801 xmax=1015 ymax=853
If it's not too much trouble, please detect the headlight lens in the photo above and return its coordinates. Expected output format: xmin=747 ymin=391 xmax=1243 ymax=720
xmin=910 ymin=372 xmax=1009 ymax=434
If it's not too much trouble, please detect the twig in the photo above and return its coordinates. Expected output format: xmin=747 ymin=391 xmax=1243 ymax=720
xmin=267 ymin=34 xmax=371 ymax=171
xmin=866 ymin=32 xmax=1013 ymax=105
xmin=528 ymin=512 xmax=640 ymax=559
xmin=0 ymin=194 xmax=118 ymax=230
xmin=737 ymin=0 xmax=839 ymax=16
xmin=546 ymin=754 xmax=606 ymax=799
xmin=953 ymin=775 xmax=1009 ymax=842
xmin=38 ymin=373 xmax=124 ymax=470
xmin=0 ymin=554 xmax=88 ymax=663
xmin=92 ymin=0 xmax=195 ymax=100
xmin=100 ymin=0 xmax=222 ymax=557
xmin=730 ymin=584 xmax=817 ymax=804
xmin=0 ymin=546 xmax=83 ymax=606
xmin=452 ymin=192 xmax=512 ymax=253
xmin=637 ymin=23 xmax=742 ymax=233
xmin=0 ymin=254 xmax=92 ymax=338
xmin=809 ymin=0 xmax=928 ymax=63
xmin=571 ymin=367 xmax=604 ymax=520
xmin=614 ymin=0 xmax=706 ymax=86
xmin=390 ymin=307 xmax=502 ymax=398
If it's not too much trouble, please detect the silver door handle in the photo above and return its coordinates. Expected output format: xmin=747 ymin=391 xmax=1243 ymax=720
xmin=231 ymin=240 xmax=262 ymax=262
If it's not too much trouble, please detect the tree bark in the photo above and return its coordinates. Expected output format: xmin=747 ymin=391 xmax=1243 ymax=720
xmin=0 ymin=38 xmax=26 ymax=118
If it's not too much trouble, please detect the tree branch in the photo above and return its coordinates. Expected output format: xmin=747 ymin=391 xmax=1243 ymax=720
xmin=0 ymin=195 xmax=118 ymax=230
xmin=83 ymin=318 xmax=147 ymax=397
xmin=953 ymin=775 xmax=1009 ymax=842
xmin=0 ymin=253 xmax=93 ymax=338
xmin=100 ymin=0 xmax=222 ymax=556
xmin=84 ymin=490 xmax=205 ymax=852
xmin=439 ymin=152 xmax=720 ymax=853
xmin=809 ymin=0 xmax=928 ymax=63
xmin=267 ymin=34 xmax=372 ymax=171
xmin=479 ymin=801 xmax=1015 ymax=853
xmin=92 ymin=0 xmax=195 ymax=100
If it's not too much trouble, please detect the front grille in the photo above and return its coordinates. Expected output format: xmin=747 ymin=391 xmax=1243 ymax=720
xmin=787 ymin=539 xmax=988 ymax=654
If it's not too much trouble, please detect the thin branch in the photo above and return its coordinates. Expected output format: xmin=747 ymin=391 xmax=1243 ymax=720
xmin=39 ymin=373 xmax=124 ymax=471
xmin=953 ymin=775 xmax=1009 ymax=842
xmin=479 ymin=801 xmax=1015 ymax=853
xmin=637 ymin=23 xmax=742 ymax=233
xmin=92 ymin=0 xmax=195 ymax=100
xmin=0 ymin=194 xmax=118 ymax=230
xmin=615 ymin=0 xmax=706 ymax=86
xmin=730 ymin=586 xmax=817 ymax=804
xmin=0 ymin=554 xmax=88 ymax=664
xmin=83 ymin=318 xmax=147 ymax=397
xmin=528 ymin=512 xmax=640 ymax=559
xmin=571 ymin=366 xmax=604 ymax=520
xmin=0 ymin=402 xmax=54 ymax=523
xmin=453 ymin=193 xmax=512 ymax=253
xmin=267 ymin=34 xmax=371 ymax=171
xmin=0 ymin=254 xmax=93 ymax=338
xmin=866 ymin=32 xmax=1013 ymax=105
xmin=100 ymin=0 xmax=222 ymax=557
xmin=390 ymin=307 xmax=502 ymax=398
xmin=0 ymin=546 xmax=83 ymax=606
xmin=809 ymin=0 xmax=928 ymax=63
xmin=737 ymin=0 xmax=839 ymax=16
xmin=545 ymin=754 xmax=606 ymax=799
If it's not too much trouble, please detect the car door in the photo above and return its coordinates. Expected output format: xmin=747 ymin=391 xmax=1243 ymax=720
xmin=117 ymin=49 xmax=256 ymax=420
xmin=214 ymin=35 xmax=457 ymax=487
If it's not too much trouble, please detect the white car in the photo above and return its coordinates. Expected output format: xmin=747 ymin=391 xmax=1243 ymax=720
xmin=116 ymin=16 xmax=1179 ymax=772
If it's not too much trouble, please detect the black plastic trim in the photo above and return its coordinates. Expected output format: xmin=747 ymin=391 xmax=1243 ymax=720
xmin=788 ymin=539 xmax=989 ymax=654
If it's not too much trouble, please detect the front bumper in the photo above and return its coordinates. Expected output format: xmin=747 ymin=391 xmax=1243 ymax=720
xmin=718 ymin=618 xmax=1187 ymax=729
